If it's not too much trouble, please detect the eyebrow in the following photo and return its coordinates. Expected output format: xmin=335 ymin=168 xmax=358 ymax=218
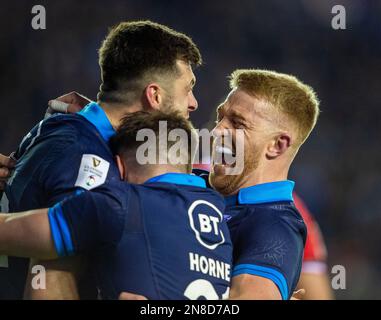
xmin=229 ymin=110 xmax=247 ymax=122
xmin=217 ymin=105 xmax=247 ymax=122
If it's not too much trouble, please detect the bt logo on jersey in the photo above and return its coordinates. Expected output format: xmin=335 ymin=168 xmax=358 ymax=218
xmin=199 ymin=214 xmax=220 ymax=236
xmin=188 ymin=200 xmax=225 ymax=250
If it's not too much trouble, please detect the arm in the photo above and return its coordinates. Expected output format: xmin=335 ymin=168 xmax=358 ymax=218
xmin=229 ymin=274 xmax=281 ymax=300
xmin=24 ymin=191 xmax=125 ymax=300
xmin=0 ymin=209 xmax=57 ymax=260
xmin=24 ymin=257 xmax=83 ymax=300
xmin=11 ymin=120 xmax=112 ymax=299
xmin=119 ymin=292 xmax=148 ymax=300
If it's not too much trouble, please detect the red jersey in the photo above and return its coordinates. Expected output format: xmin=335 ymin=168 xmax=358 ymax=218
xmin=293 ymin=193 xmax=328 ymax=274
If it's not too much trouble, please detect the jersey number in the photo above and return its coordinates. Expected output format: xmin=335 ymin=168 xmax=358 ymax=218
xmin=184 ymin=279 xmax=229 ymax=300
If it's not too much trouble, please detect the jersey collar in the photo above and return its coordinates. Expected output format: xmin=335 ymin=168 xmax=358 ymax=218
xmin=225 ymin=180 xmax=295 ymax=205
xmin=77 ymin=102 xmax=115 ymax=142
xmin=145 ymin=173 xmax=207 ymax=188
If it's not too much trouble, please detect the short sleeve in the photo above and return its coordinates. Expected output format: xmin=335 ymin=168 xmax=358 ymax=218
xmin=37 ymin=123 xmax=114 ymax=206
xmin=231 ymin=210 xmax=306 ymax=300
xmin=48 ymin=189 xmax=126 ymax=257
xmin=10 ymin=118 xmax=79 ymax=206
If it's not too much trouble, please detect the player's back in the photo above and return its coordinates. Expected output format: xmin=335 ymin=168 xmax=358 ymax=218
xmin=94 ymin=174 xmax=233 ymax=300
xmin=0 ymin=103 xmax=120 ymax=299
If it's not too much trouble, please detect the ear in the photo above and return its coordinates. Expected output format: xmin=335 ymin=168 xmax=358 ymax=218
xmin=143 ymin=83 xmax=163 ymax=111
xmin=115 ymin=155 xmax=126 ymax=180
xmin=266 ymin=133 xmax=291 ymax=159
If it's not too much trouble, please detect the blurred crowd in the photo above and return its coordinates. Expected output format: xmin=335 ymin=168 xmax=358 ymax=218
xmin=0 ymin=0 xmax=380 ymax=299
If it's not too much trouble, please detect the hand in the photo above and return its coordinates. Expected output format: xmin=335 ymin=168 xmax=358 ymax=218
xmin=119 ymin=292 xmax=148 ymax=300
xmin=0 ymin=153 xmax=16 ymax=191
xmin=290 ymin=289 xmax=306 ymax=300
xmin=46 ymin=92 xmax=92 ymax=117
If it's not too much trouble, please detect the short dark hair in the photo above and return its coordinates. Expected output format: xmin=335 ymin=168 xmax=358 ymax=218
xmin=110 ymin=110 xmax=196 ymax=172
xmin=97 ymin=20 xmax=202 ymax=104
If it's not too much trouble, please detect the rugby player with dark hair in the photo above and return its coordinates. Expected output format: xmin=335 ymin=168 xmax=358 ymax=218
xmin=0 ymin=20 xmax=202 ymax=300
xmin=0 ymin=111 xmax=232 ymax=300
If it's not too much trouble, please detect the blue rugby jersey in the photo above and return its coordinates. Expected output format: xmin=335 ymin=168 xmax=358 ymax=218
xmin=48 ymin=173 xmax=233 ymax=300
xmin=0 ymin=102 xmax=122 ymax=299
xmin=225 ymin=180 xmax=307 ymax=300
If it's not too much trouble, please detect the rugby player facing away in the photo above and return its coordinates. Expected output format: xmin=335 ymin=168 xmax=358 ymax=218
xmin=209 ymin=69 xmax=320 ymax=300
xmin=0 ymin=111 xmax=233 ymax=300
xmin=0 ymin=20 xmax=201 ymax=299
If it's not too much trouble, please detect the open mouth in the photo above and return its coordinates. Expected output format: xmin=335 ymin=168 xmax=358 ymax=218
xmin=214 ymin=145 xmax=236 ymax=166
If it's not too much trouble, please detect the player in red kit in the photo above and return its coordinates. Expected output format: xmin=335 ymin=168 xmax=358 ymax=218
xmin=293 ymin=193 xmax=334 ymax=300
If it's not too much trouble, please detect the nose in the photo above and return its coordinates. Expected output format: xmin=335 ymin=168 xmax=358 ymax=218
xmin=188 ymin=91 xmax=198 ymax=112
xmin=212 ymin=119 xmax=229 ymax=139
xmin=214 ymin=113 xmax=232 ymax=130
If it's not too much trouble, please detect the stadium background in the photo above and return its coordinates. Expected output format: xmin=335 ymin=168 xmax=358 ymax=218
xmin=0 ymin=0 xmax=380 ymax=299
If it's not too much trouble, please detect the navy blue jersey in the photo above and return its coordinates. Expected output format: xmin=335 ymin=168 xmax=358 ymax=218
xmin=0 ymin=102 xmax=122 ymax=299
xmin=225 ymin=180 xmax=307 ymax=300
xmin=48 ymin=173 xmax=233 ymax=300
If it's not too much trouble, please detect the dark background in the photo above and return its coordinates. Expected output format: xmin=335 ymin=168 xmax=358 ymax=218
xmin=0 ymin=0 xmax=380 ymax=299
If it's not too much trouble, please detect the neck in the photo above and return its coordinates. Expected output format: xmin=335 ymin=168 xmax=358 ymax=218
xmin=98 ymin=101 xmax=143 ymax=129
xmin=237 ymin=161 xmax=290 ymax=191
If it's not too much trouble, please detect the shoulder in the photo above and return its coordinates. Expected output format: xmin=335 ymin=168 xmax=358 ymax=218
xmin=42 ymin=113 xmax=102 ymax=139
xmin=141 ymin=183 xmax=224 ymax=203
xmin=230 ymin=202 xmax=306 ymax=242
xmin=16 ymin=114 xmax=90 ymax=157
xmin=250 ymin=202 xmax=305 ymax=226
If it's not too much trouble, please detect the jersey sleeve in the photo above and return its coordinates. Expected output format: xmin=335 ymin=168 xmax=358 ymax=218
xmin=47 ymin=189 xmax=126 ymax=257
xmin=231 ymin=210 xmax=305 ymax=300
xmin=14 ymin=116 xmax=114 ymax=207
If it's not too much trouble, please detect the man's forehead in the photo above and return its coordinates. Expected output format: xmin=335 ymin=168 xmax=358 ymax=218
xmin=219 ymin=89 xmax=256 ymax=113
xmin=176 ymin=60 xmax=195 ymax=80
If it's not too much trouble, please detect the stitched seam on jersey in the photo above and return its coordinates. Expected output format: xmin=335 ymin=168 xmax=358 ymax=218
xmin=24 ymin=120 xmax=43 ymax=154
xmin=16 ymin=121 xmax=77 ymax=204
xmin=139 ymin=189 xmax=163 ymax=299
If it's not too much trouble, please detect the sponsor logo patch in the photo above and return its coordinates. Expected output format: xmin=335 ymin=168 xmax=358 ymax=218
xmin=75 ymin=154 xmax=110 ymax=190
xmin=188 ymin=200 xmax=225 ymax=250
